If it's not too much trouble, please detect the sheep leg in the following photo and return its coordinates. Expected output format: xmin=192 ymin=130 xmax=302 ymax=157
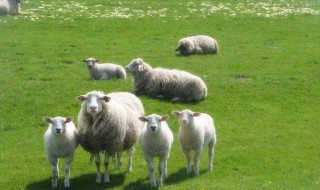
xmin=183 ymin=148 xmax=192 ymax=175
xmin=116 ymin=151 xmax=122 ymax=170
xmin=194 ymin=148 xmax=203 ymax=176
xmin=157 ymin=156 xmax=167 ymax=186
xmin=164 ymin=160 xmax=168 ymax=178
xmin=104 ymin=152 xmax=110 ymax=183
xmin=64 ymin=154 xmax=74 ymax=188
xmin=94 ymin=153 xmax=102 ymax=183
xmin=208 ymin=141 xmax=215 ymax=171
xmin=50 ymin=158 xmax=59 ymax=187
xmin=126 ymin=147 xmax=134 ymax=173
xmin=145 ymin=155 xmax=156 ymax=187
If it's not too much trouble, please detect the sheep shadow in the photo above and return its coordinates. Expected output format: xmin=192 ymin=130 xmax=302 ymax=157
xmin=25 ymin=173 xmax=125 ymax=190
xmin=123 ymin=167 xmax=207 ymax=189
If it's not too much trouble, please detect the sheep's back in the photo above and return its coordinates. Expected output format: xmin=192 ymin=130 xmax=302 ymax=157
xmin=154 ymin=68 xmax=207 ymax=99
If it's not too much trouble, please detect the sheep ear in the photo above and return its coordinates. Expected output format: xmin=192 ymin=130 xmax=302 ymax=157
xmin=138 ymin=116 xmax=148 ymax=122
xmin=66 ymin=116 xmax=74 ymax=123
xmin=76 ymin=95 xmax=86 ymax=101
xmin=43 ymin=117 xmax=52 ymax=123
xmin=95 ymin=59 xmax=99 ymax=63
xmin=171 ymin=111 xmax=181 ymax=116
xmin=138 ymin=65 xmax=144 ymax=72
xmin=193 ymin=112 xmax=201 ymax=117
xmin=102 ymin=96 xmax=111 ymax=102
xmin=160 ymin=115 xmax=170 ymax=121
xmin=82 ymin=59 xmax=87 ymax=63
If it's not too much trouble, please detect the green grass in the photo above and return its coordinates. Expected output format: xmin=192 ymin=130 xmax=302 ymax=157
xmin=0 ymin=0 xmax=319 ymax=189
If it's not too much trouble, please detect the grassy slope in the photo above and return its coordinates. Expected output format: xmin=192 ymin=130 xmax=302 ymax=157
xmin=0 ymin=0 xmax=319 ymax=189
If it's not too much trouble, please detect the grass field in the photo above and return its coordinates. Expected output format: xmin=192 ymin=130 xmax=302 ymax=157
xmin=0 ymin=0 xmax=319 ymax=189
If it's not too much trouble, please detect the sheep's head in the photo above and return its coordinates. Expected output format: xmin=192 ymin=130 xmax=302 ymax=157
xmin=171 ymin=109 xmax=201 ymax=127
xmin=139 ymin=114 xmax=170 ymax=133
xmin=76 ymin=91 xmax=110 ymax=115
xmin=43 ymin=116 xmax=74 ymax=135
xmin=82 ymin=58 xmax=99 ymax=69
xmin=176 ymin=42 xmax=189 ymax=56
xmin=125 ymin=58 xmax=146 ymax=74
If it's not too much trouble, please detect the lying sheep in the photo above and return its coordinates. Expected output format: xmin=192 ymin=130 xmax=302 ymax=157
xmin=43 ymin=116 xmax=78 ymax=188
xmin=171 ymin=109 xmax=216 ymax=176
xmin=0 ymin=0 xmax=22 ymax=15
xmin=125 ymin=58 xmax=207 ymax=102
xmin=82 ymin=58 xmax=126 ymax=80
xmin=76 ymin=91 xmax=144 ymax=183
xmin=176 ymin=35 xmax=219 ymax=56
xmin=139 ymin=114 xmax=173 ymax=187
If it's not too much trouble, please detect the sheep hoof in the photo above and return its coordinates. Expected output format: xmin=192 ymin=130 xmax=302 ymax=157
xmin=156 ymin=95 xmax=164 ymax=99
xmin=52 ymin=181 xmax=58 ymax=188
xmin=104 ymin=175 xmax=110 ymax=183
xmin=171 ymin=97 xmax=181 ymax=102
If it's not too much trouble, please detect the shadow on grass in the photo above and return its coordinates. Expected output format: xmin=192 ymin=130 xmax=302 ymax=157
xmin=123 ymin=167 xmax=207 ymax=189
xmin=25 ymin=173 xmax=125 ymax=190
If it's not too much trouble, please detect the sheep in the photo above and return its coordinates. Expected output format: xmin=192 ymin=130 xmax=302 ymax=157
xmin=76 ymin=91 xmax=145 ymax=183
xmin=125 ymin=58 xmax=207 ymax=102
xmin=0 ymin=0 xmax=22 ymax=15
xmin=176 ymin=35 xmax=219 ymax=56
xmin=82 ymin=58 xmax=126 ymax=80
xmin=43 ymin=116 xmax=78 ymax=188
xmin=138 ymin=114 xmax=174 ymax=187
xmin=171 ymin=109 xmax=216 ymax=176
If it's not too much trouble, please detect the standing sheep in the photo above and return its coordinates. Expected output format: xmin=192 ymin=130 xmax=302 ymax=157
xmin=125 ymin=58 xmax=207 ymax=102
xmin=43 ymin=116 xmax=78 ymax=188
xmin=171 ymin=109 xmax=216 ymax=176
xmin=0 ymin=0 xmax=22 ymax=15
xmin=82 ymin=58 xmax=126 ymax=80
xmin=76 ymin=91 xmax=145 ymax=183
xmin=176 ymin=35 xmax=219 ymax=56
xmin=139 ymin=114 xmax=173 ymax=187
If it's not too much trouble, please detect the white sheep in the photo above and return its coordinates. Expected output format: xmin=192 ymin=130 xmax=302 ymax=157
xmin=76 ymin=91 xmax=144 ymax=183
xmin=171 ymin=109 xmax=216 ymax=176
xmin=0 ymin=0 xmax=22 ymax=15
xmin=82 ymin=58 xmax=126 ymax=80
xmin=43 ymin=116 xmax=78 ymax=188
xmin=138 ymin=114 xmax=173 ymax=187
xmin=176 ymin=35 xmax=219 ymax=56
xmin=125 ymin=58 xmax=207 ymax=102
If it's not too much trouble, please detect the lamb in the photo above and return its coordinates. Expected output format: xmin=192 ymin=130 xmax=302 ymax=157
xmin=171 ymin=109 xmax=216 ymax=176
xmin=176 ymin=35 xmax=219 ymax=56
xmin=82 ymin=58 xmax=126 ymax=80
xmin=138 ymin=114 xmax=174 ymax=187
xmin=125 ymin=58 xmax=207 ymax=102
xmin=43 ymin=116 xmax=78 ymax=188
xmin=76 ymin=91 xmax=145 ymax=183
xmin=0 ymin=0 xmax=22 ymax=15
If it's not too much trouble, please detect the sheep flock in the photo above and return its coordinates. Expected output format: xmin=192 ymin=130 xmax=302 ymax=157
xmin=41 ymin=34 xmax=219 ymax=187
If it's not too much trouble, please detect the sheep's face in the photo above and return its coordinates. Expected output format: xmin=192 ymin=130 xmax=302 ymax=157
xmin=125 ymin=58 xmax=144 ymax=74
xmin=76 ymin=91 xmax=110 ymax=115
xmin=171 ymin=109 xmax=201 ymax=127
xmin=82 ymin=58 xmax=98 ymax=69
xmin=176 ymin=43 xmax=189 ymax=56
xmin=139 ymin=114 xmax=170 ymax=133
xmin=43 ymin=116 xmax=73 ymax=135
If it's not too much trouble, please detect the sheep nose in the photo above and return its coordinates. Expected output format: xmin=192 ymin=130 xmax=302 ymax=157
xmin=151 ymin=126 xmax=156 ymax=132
xmin=181 ymin=119 xmax=187 ymax=124
xmin=56 ymin=128 xmax=61 ymax=133
xmin=90 ymin=106 xmax=97 ymax=112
